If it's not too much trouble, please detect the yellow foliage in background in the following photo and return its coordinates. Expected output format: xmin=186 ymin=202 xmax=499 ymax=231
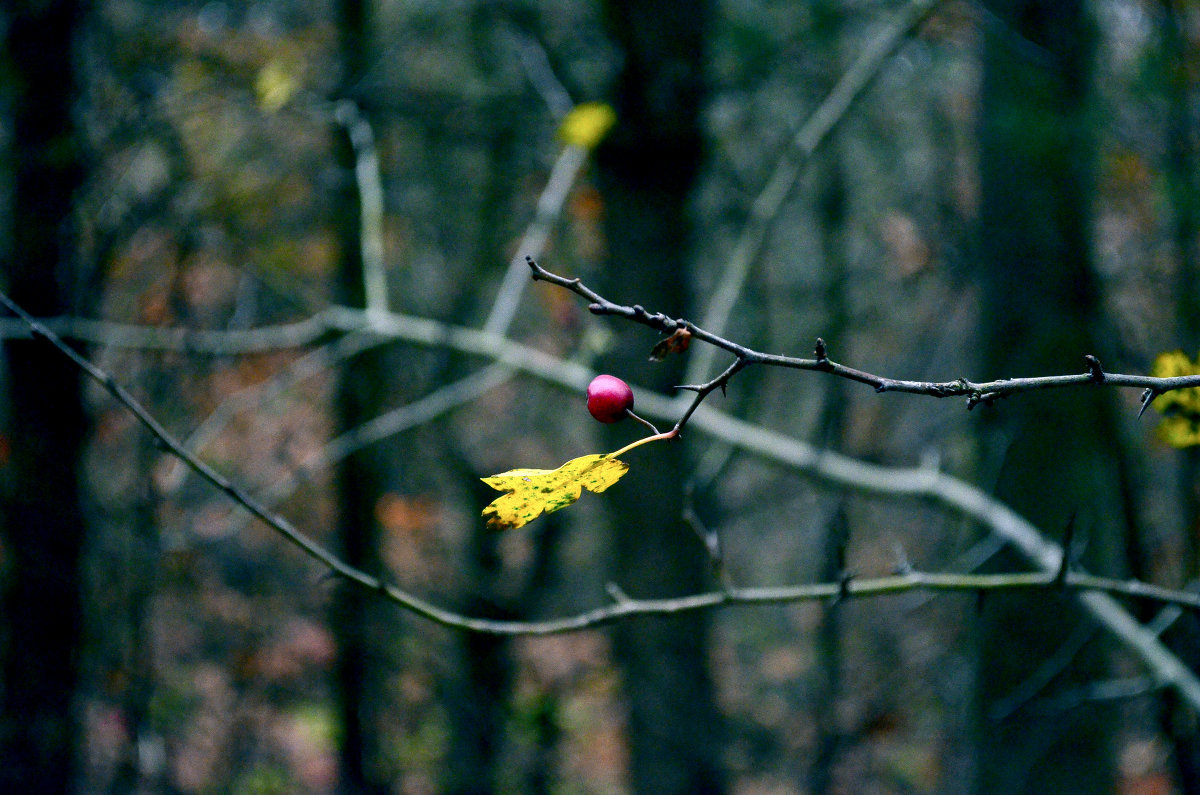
xmin=256 ymin=59 xmax=299 ymax=113
xmin=1151 ymin=350 xmax=1200 ymax=447
xmin=557 ymin=102 xmax=617 ymax=150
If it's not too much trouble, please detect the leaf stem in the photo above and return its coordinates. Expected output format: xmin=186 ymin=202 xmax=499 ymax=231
xmin=608 ymin=428 xmax=678 ymax=459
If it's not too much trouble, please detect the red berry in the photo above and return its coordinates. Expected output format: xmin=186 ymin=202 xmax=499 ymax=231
xmin=586 ymin=375 xmax=634 ymax=423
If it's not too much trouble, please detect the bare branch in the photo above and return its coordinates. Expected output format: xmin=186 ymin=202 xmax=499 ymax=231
xmin=484 ymin=144 xmax=588 ymax=335
xmin=6 ymin=289 xmax=1200 ymax=709
xmin=528 ymin=258 xmax=1200 ymax=422
xmin=484 ymin=38 xmax=584 ymax=336
xmin=0 ymin=313 xmax=332 ymax=354
xmin=335 ymin=100 xmax=389 ymax=316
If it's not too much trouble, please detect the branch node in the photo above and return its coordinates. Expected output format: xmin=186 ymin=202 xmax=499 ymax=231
xmin=605 ymin=581 xmax=632 ymax=604
xmin=1084 ymin=354 xmax=1105 ymax=383
xmin=833 ymin=570 xmax=854 ymax=605
xmin=814 ymin=337 xmax=830 ymax=367
xmin=587 ymin=303 xmax=604 ymax=314
xmin=967 ymin=392 xmax=995 ymax=411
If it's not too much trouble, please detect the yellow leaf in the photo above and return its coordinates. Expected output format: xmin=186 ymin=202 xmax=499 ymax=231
xmin=256 ymin=59 xmax=299 ymax=113
xmin=481 ymin=453 xmax=629 ymax=530
xmin=1151 ymin=350 xmax=1200 ymax=448
xmin=1158 ymin=415 xmax=1200 ymax=448
xmin=557 ymin=102 xmax=617 ymax=150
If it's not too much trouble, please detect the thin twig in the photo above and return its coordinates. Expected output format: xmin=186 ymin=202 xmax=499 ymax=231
xmin=335 ymin=101 xmax=388 ymax=316
xmin=0 ymin=313 xmax=332 ymax=354
xmin=527 ymin=258 xmax=1200 ymax=419
xmin=484 ymin=144 xmax=588 ymax=335
xmin=12 ymin=300 xmax=1200 ymax=414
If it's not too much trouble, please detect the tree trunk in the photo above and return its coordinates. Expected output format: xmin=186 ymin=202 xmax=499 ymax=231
xmin=0 ymin=1 xmax=89 ymax=791
xmin=595 ymin=2 xmax=725 ymax=793
xmin=973 ymin=2 xmax=1123 ymax=792
xmin=331 ymin=2 xmax=391 ymax=792
xmin=1159 ymin=1 xmax=1200 ymax=788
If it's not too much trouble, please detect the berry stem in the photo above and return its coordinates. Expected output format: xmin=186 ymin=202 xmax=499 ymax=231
xmin=625 ymin=409 xmax=661 ymax=435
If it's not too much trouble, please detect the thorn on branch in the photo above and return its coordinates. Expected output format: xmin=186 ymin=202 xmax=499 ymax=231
xmin=588 ymin=303 xmax=604 ymax=314
xmin=1055 ymin=513 xmax=1077 ymax=588
xmin=1084 ymin=355 xmax=1105 ymax=383
xmin=1139 ymin=388 xmax=1158 ymax=419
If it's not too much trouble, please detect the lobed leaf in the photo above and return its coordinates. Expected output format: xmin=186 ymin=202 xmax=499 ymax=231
xmin=481 ymin=453 xmax=629 ymax=530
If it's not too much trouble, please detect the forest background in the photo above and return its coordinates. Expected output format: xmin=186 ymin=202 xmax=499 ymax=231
xmin=4 ymin=0 xmax=1200 ymax=793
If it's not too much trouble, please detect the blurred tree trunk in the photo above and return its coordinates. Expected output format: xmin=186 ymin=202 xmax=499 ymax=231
xmin=1159 ymin=1 xmax=1200 ymax=789
xmin=594 ymin=2 xmax=725 ymax=793
xmin=441 ymin=9 xmax=523 ymax=793
xmin=809 ymin=5 xmax=850 ymax=788
xmin=0 ymin=1 xmax=90 ymax=791
xmin=331 ymin=1 xmax=391 ymax=792
xmin=973 ymin=1 xmax=1124 ymax=792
